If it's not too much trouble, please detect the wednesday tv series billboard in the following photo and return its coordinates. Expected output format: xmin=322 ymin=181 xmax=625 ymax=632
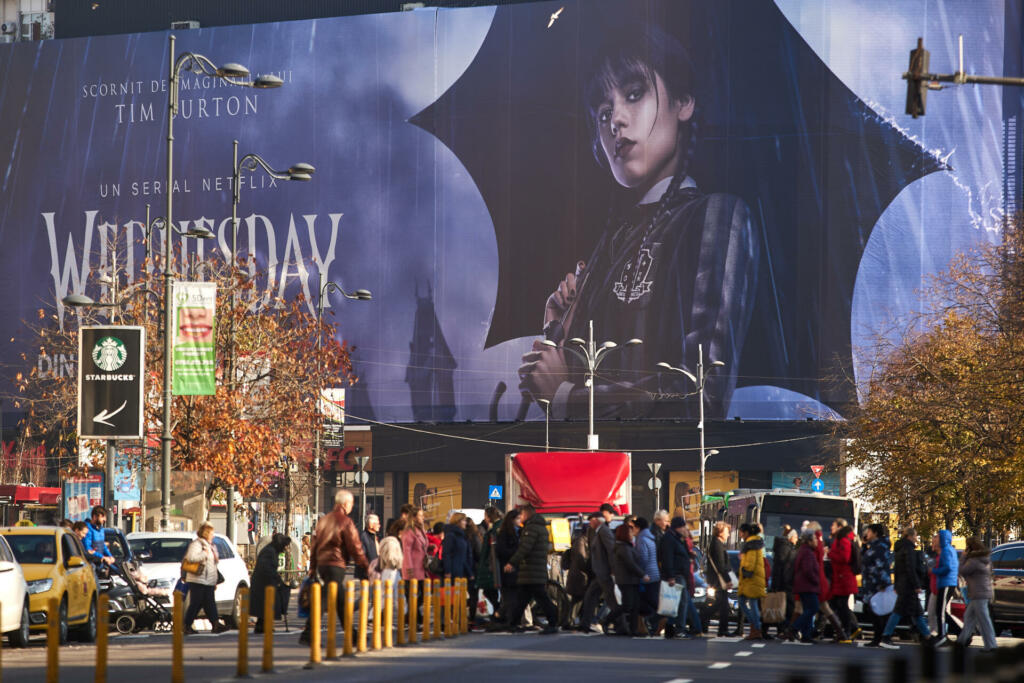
xmin=0 ymin=0 xmax=1010 ymax=424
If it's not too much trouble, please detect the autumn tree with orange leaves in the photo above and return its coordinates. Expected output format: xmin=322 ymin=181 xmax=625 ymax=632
xmin=12 ymin=243 xmax=357 ymax=508
xmin=838 ymin=216 xmax=1024 ymax=541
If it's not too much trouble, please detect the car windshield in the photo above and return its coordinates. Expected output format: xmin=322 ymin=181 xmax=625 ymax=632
xmin=105 ymin=532 xmax=128 ymax=560
xmin=129 ymin=538 xmax=190 ymax=562
xmin=5 ymin=534 xmax=57 ymax=564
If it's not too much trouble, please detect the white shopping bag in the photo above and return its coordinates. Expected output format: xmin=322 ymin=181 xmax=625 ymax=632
xmin=657 ymin=580 xmax=684 ymax=617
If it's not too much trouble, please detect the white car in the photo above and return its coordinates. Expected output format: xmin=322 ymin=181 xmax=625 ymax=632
xmin=127 ymin=532 xmax=250 ymax=628
xmin=0 ymin=534 xmax=30 ymax=646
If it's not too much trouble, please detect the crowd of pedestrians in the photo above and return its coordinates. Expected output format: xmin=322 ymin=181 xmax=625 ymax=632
xmin=260 ymin=489 xmax=998 ymax=653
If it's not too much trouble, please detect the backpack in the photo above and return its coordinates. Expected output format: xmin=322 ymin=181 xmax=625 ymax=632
xmin=849 ymin=538 xmax=863 ymax=575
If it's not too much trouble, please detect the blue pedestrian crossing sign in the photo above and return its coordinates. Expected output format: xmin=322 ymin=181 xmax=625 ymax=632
xmin=488 ymin=485 xmax=503 ymax=500
xmin=811 ymin=478 xmax=825 ymax=493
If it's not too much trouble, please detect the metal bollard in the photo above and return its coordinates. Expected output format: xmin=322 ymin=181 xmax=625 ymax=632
xmin=358 ymin=579 xmax=370 ymax=653
xmin=843 ymin=662 xmax=865 ymax=683
xmin=397 ymin=579 xmax=407 ymax=646
xmin=343 ymin=580 xmax=355 ymax=657
xmin=432 ymin=579 xmax=441 ymax=640
xmin=262 ymin=586 xmax=275 ymax=673
xmin=47 ymin=597 xmax=60 ymax=683
xmin=422 ymin=579 xmax=432 ymax=642
xmin=96 ymin=594 xmax=109 ymax=683
xmin=887 ymin=656 xmax=908 ymax=683
xmin=919 ymin=641 xmax=938 ymax=681
xmin=304 ymin=582 xmax=322 ymax=667
xmin=442 ymin=578 xmax=451 ymax=637
xmin=373 ymin=580 xmax=383 ymax=650
xmin=384 ymin=580 xmax=394 ymax=648
xmin=172 ymin=592 xmax=184 ymax=683
xmin=235 ymin=587 xmax=250 ymax=678
xmin=326 ymin=581 xmax=338 ymax=659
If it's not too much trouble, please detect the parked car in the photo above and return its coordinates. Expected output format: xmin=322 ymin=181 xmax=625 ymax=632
xmin=982 ymin=541 xmax=1024 ymax=635
xmin=1 ymin=526 xmax=98 ymax=643
xmin=0 ymin=533 xmax=30 ymax=646
xmin=127 ymin=531 xmax=250 ymax=628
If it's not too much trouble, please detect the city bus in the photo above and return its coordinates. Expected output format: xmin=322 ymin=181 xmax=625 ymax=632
xmin=700 ymin=489 xmax=859 ymax=550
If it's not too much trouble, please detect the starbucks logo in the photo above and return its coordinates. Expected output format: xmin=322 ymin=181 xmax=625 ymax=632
xmin=92 ymin=336 xmax=127 ymax=372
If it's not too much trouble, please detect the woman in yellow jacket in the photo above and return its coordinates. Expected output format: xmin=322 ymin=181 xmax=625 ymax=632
xmin=738 ymin=523 xmax=767 ymax=640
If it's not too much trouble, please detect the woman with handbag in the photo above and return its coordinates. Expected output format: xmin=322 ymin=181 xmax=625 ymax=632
xmin=182 ymin=522 xmax=227 ymax=634
xmin=705 ymin=521 xmax=733 ymax=637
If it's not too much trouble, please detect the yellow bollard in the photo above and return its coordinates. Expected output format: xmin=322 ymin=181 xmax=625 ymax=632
xmin=172 ymin=592 xmax=184 ymax=683
xmin=463 ymin=580 xmax=470 ymax=634
xmin=444 ymin=578 xmax=452 ymax=637
xmin=372 ymin=580 xmax=383 ymax=650
xmin=458 ymin=579 xmax=466 ymax=634
xmin=384 ymin=580 xmax=394 ymax=648
xmin=358 ymin=579 xmax=369 ymax=653
xmin=421 ymin=579 xmax=431 ymax=642
xmin=304 ymin=581 xmax=322 ymax=667
xmin=432 ymin=579 xmax=441 ymax=640
xmin=396 ymin=579 xmax=407 ymax=646
xmin=262 ymin=586 xmax=275 ymax=673
xmin=46 ymin=597 xmax=59 ymax=683
xmin=343 ymin=580 xmax=355 ymax=657
xmin=326 ymin=581 xmax=338 ymax=659
xmin=235 ymin=587 xmax=249 ymax=678
xmin=96 ymin=593 xmax=109 ymax=683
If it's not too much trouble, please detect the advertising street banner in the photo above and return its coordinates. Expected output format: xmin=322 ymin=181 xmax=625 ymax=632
xmin=77 ymin=326 xmax=145 ymax=439
xmin=0 ymin=0 xmax=1012 ymax=424
xmin=113 ymin=447 xmax=142 ymax=501
xmin=171 ymin=281 xmax=217 ymax=396
xmin=320 ymin=388 xmax=345 ymax=450
xmin=64 ymin=474 xmax=104 ymax=522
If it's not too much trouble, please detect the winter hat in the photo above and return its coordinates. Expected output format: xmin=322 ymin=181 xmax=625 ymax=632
xmin=670 ymin=516 xmax=687 ymax=529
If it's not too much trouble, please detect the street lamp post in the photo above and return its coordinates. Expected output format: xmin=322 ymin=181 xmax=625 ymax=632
xmin=537 ymin=398 xmax=551 ymax=452
xmin=225 ymin=141 xmax=313 ymax=544
xmin=355 ymin=455 xmax=369 ymax=527
xmin=313 ymin=277 xmax=371 ymax=519
xmin=160 ymin=34 xmax=283 ymax=530
xmin=658 ymin=343 xmax=725 ymax=513
xmin=541 ymin=319 xmax=641 ymax=451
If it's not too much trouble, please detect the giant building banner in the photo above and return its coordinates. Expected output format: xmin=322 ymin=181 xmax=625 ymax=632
xmin=0 ymin=0 xmax=1014 ymax=424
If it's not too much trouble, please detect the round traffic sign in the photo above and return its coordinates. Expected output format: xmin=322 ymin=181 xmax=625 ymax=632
xmin=647 ymin=477 xmax=662 ymax=490
xmin=355 ymin=471 xmax=369 ymax=485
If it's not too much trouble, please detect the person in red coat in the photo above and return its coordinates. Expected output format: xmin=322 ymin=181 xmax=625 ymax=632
xmin=827 ymin=519 xmax=860 ymax=639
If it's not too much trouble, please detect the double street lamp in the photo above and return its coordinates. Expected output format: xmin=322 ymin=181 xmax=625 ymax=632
xmin=160 ymin=35 xmax=283 ymax=530
xmin=658 ymin=343 xmax=725 ymax=516
xmin=224 ymin=142 xmax=314 ymax=542
xmin=541 ymin=319 xmax=641 ymax=451
xmin=313 ymin=278 xmax=371 ymax=518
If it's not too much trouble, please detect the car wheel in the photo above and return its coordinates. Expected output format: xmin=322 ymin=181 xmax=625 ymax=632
xmin=58 ymin=596 xmax=69 ymax=645
xmin=74 ymin=595 xmax=97 ymax=643
xmin=223 ymin=585 xmax=245 ymax=630
xmin=8 ymin=601 xmax=30 ymax=647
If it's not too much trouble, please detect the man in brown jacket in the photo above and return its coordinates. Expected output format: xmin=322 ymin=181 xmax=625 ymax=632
xmin=300 ymin=489 xmax=369 ymax=644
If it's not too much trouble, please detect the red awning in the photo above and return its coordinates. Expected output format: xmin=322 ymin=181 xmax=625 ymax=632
xmin=509 ymin=451 xmax=631 ymax=514
xmin=0 ymin=485 xmax=62 ymax=505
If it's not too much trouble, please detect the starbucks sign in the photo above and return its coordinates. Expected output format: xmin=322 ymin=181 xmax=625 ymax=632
xmin=78 ymin=326 xmax=145 ymax=439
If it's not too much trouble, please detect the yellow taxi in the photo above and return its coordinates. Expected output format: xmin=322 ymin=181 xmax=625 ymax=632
xmin=1 ymin=526 xmax=98 ymax=643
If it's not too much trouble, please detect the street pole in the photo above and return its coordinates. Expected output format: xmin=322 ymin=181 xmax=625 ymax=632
xmin=537 ymin=399 xmax=550 ymax=452
xmin=106 ymin=441 xmax=117 ymax=526
xmin=160 ymin=34 xmax=176 ymax=531
xmin=356 ymin=456 xmax=369 ymax=527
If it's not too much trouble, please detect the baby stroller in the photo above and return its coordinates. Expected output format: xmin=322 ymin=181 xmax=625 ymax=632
xmin=103 ymin=563 xmax=173 ymax=634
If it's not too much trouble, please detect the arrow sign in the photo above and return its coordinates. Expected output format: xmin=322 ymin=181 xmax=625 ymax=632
xmin=810 ymin=465 xmax=824 ymax=478
xmin=811 ymin=478 xmax=825 ymax=492
xmin=93 ymin=401 xmax=127 ymax=427
xmin=78 ymin=326 xmax=145 ymax=439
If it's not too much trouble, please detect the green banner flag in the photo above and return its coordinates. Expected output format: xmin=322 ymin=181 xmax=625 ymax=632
xmin=171 ymin=281 xmax=217 ymax=396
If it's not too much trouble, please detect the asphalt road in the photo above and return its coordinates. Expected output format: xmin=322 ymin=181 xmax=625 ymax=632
xmin=3 ymin=624 xmax=1018 ymax=682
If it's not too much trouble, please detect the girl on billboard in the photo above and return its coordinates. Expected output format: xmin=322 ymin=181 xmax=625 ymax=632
xmin=518 ymin=21 xmax=759 ymax=421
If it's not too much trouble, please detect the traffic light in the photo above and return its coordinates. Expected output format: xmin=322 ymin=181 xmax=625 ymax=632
xmin=905 ymin=37 xmax=930 ymax=118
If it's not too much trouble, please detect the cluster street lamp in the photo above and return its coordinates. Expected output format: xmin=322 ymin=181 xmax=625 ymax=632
xmin=160 ymin=34 xmax=283 ymax=530
xmin=313 ymin=277 xmax=371 ymax=518
xmin=536 ymin=398 xmax=551 ymax=452
xmin=657 ymin=343 xmax=725 ymax=516
xmin=540 ymin=319 xmax=641 ymax=451
xmin=224 ymin=142 xmax=314 ymax=543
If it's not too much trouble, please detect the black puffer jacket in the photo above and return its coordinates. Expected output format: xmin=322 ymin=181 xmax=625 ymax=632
xmin=496 ymin=526 xmax=520 ymax=587
xmin=508 ymin=513 xmax=551 ymax=586
xmin=659 ymin=529 xmax=690 ymax=580
xmin=771 ymin=537 xmax=795 ymax=592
